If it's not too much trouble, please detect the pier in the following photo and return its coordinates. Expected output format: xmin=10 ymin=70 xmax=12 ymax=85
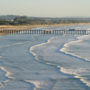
xmin=0 ymin=29 xmax=90 ymax=35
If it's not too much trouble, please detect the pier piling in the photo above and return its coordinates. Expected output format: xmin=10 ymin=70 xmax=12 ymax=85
xmin=0 ymin=29 xmax=90 ymax=35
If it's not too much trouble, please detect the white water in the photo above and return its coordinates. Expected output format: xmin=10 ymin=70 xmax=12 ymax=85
xmin=0 ymin=24 xmax=90 ymax=90
xmin=61 ymin=35 xmax=90 ymax=61
xmin=30 ymin=34 xmax=90 ymax=89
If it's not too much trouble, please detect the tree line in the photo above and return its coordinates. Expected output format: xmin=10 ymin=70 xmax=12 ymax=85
xmin=0 ymin=16 xmax=90 ymax=25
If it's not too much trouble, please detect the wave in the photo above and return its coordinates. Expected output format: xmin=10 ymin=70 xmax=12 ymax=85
xmin=25 ymin=80 xmax=44 ymax=90
xmin=60 ymin=67 xmax=90 ymax=87
xmin=60 ymin=35 xmax=90 ymax=61
xmin=0 ymin=66 xmax=14 ymax=79
xmin=0 ymin=41 xmax=30 ymax=88
xmin=60 ymin=35 xmax=90 ymax=87
xmin=30 ymin=35 xmax=90 ymax=88
xmin=30 ymin=36 xmax=61 ymax=89
xmin=0 ymin=66 xmax=15 ymax=87
xmin=57 ymin=65 xmax=90 ymax=87
xmin=30 ymin=37 xmax=54 ymax=61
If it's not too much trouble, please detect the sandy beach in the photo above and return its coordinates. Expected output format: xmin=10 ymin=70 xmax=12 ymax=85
xmin=0 ymin=23 xmax=90 ymax=35
xmin=0 ymin=23 xmax=90 ymax=30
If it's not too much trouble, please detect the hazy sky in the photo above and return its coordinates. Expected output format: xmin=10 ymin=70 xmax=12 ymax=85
xmin=0 ymin=0 xmax=90 ymax=17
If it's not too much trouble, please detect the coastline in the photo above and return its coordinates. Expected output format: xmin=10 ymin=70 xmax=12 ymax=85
xmin=0 ymin=23 xmax=90 ymax=30
xmin=0 ymin=23 xmax=90 ymax=36
xmin=0 ymin=23 xmax=90 ymax=89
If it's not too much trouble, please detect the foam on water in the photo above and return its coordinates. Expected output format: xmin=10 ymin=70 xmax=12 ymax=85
xmin=60 ymin=67 xmax=90 ymax=87
xmin=30 ymin=37 xmax=54 ymax=61
xmin=0 ymin=35 xmax=32 ymax=88
xmin=0 ymin=66 xmax=14 ymax=87
xmin=61 ymin=35 xmax=90 ymax=61
xmin=25 ymin=80 xmax=44 ymax=90
xmin=60 ymin=35 xmax=90 ymax=87
xmin=0 ymin=34 xmax=59 ymax=90
xmin=1 ymin=25 xmax=90 ymax=89
xmin=30 ymin=34 xmax=90 ymax=88
xmin=0 ymin=66 xmax=14 ymax=79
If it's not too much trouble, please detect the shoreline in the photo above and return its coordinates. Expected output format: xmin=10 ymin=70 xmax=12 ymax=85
xmin=0 ymin=23 xmax=90 ymax=29
xmin=0 ymin=23 xmax=90 ymax=36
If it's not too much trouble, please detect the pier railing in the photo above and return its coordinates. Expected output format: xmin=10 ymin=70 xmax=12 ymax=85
xmin=0 ymin=29 xmax=90 ymax=35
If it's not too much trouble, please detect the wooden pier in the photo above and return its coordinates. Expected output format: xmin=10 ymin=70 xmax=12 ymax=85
xmin=0 ymin=29 xmax=90 ymax=35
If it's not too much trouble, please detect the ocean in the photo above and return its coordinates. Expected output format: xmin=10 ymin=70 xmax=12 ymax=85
xmin=0 ymin=25 xmax=90 ymax=90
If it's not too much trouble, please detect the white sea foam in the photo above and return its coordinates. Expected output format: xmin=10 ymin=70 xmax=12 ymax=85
xmin=61 ymin=48 xmax=90 ymax=61
xmin=30 ymin=37 xmax=54 ymax=60
xmin=30 ymin=34 xmax=90 ymax=88
xmin=25 ymin=80 xmax=44 ymax=90
xmin=59 ymin=35 xmax=90 ymax=86
xmin=0 ymin=66 xmax=14 ymax=79
xmin=60 ymin=67 xmax=90 ymax=87
xmin=0 ymin=67 xmax=15 ymax=87
xmin=60 ymin=35 xmax=90 ymax=61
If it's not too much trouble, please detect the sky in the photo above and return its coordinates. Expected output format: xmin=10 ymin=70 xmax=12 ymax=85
xmin=0 ymin=0 xmax=90 ymax=17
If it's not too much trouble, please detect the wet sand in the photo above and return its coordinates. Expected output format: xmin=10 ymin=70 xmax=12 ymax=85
xmin=0 ymin=23 xmax=90 ymax=35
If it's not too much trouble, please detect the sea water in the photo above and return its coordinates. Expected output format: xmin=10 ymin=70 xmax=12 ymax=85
xmin=62 ymin=35 xmax=90 ymax=61
xmin=0 ymin=24 xmax=90 ymax=90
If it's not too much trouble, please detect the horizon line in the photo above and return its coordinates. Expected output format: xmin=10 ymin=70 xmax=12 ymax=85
xmin=0 ymin=15 xmax=90 ymax=18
